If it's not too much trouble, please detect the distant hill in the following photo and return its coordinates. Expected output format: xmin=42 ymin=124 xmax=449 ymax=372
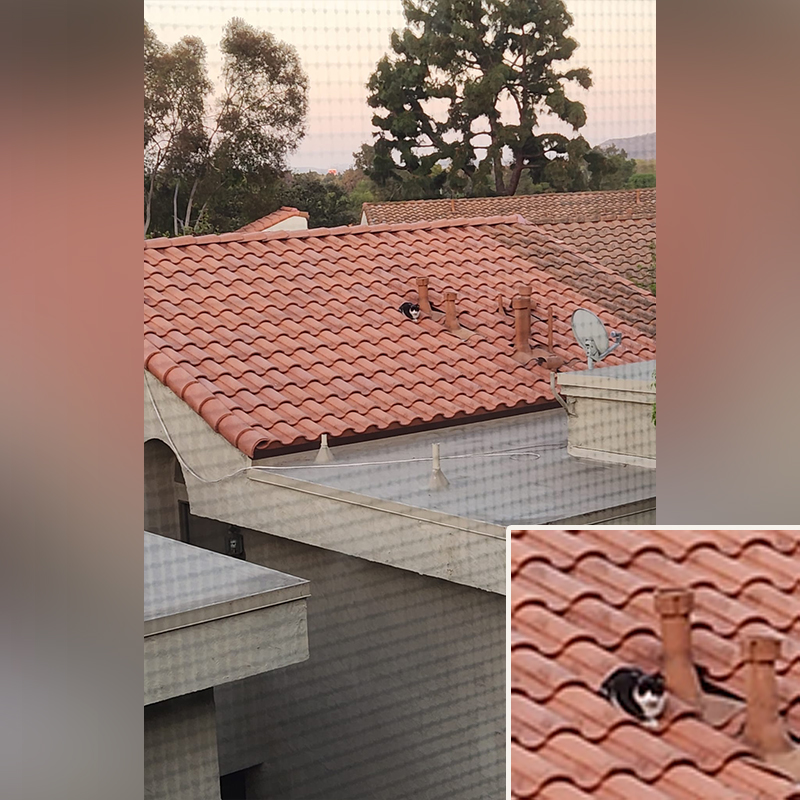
xmin=597 ymin=132 xmax=656 ymax=160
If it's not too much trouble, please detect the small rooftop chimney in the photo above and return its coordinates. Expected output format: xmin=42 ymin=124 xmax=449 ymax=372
xmin=416 ymin=277 xmax=433 ymax=314
xmin=741 ymin=634 xmax=794 ymax=758
xmin=443 ymin=290 xmax=460 ymax=333
xmin=511 ymin=288 xmax=533 ymax=363
xmin=655 ymin=588 xmax=703 ymax=708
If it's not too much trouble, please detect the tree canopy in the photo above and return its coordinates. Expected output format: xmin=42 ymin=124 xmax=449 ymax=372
xmin=279 ymin=173 xmax=355 ymax=229
xmin=366 ymin=0 xmax=632 ymax=198
xmin=144 ymin=19 xmax=308 ymax=236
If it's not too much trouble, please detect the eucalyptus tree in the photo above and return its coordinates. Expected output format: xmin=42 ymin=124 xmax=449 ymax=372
xmin=144 ymin=18 xmax=308 ymax=235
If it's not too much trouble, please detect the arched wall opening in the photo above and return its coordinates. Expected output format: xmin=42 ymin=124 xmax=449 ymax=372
xmin=144 ymin=438 xmax=188 ymax=540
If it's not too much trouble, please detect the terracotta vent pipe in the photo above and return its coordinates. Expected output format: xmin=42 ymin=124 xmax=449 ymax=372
xmin=416 ymin=276 xmax=432 ymax=314
xmin=443 ymin=290 xmax=460 ymax=333
xmin=511 ymin=288 xmax=533 ymax=362
xmin=742 ymin=634 xmax=794 ymax=758
xmin=654 ymin=588 xmax=703 ymax=708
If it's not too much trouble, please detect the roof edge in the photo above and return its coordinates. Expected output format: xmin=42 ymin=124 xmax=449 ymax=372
xmin=362 ymin=188 xmax=656 ymax=225
xmin=143 ymin=214 xmax=527 ymax=250
xmin=250 ymin=399 xmax=562 ymax=460
xmin=362 ymin=187 xmax=655 ymax=210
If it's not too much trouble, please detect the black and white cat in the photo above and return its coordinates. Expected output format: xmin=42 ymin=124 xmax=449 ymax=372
xmin=399 ymin=302 xmax=421 ymax=321
xmin=599 ymin=667 xmax=666 ymax=729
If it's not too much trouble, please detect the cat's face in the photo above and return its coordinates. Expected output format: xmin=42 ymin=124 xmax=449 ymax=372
xmin=634 ymin=674 xmax=666 ymax=719
xmin=407 ymin=303 xmax=420 ymax=320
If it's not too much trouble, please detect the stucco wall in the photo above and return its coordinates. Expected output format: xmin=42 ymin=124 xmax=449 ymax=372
xmin=269 ymin=215 xmax=308 ymax=231
xmin=567 ymin=394 xmax=656 ymax=464
xmin=144 ymin=373 xmax=506 ymax=593
xmin=186 ymin=515 xmax=505 ymax=800
xmin=144 ymin=373 xmax=506 ymax=797
xmin=145 ymin=689 xmax=220 ymax=800
xmin=144 ymin=439 xmax=183 ymax=539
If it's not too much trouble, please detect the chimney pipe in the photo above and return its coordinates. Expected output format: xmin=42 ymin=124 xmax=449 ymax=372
xmin=443 ymin=290 xmax=460 ymax=333
xmin=655 ymin=588 xmax=703 ymax=708
xmin=416 ymin=277 xmax=432 ymax=314
xmin=742 ymin=635 xmax=794 ymax=757
xmin=512 ymin=291 xmax=532 ymax=362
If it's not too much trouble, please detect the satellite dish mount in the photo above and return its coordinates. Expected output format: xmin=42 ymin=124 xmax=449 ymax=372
xmin=571 ymin=309 xmax=622 ymax=370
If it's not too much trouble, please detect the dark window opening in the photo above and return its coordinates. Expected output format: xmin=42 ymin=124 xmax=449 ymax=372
xmin=178 ymin=501 xmax=191 ymax=543
xmin=220 ymin=768 xmax=248 ymax=800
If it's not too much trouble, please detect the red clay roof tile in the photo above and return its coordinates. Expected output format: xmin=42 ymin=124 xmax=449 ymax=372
xmin=512 ymin=529 xmax=800 ymax=798
xmin=145 ymin=217 xmax=655 ymax=457
xmin=363 ymin=191 xmax=656 ymax=286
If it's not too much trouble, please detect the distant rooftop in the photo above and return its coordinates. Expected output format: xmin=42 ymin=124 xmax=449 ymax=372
xmin=235 ymin=206 xmax=309 ymax=234
xmin=254 ymin=409 xmax=655 ymax=526
xmin=362 ymin=189 xmax=656 ymax=226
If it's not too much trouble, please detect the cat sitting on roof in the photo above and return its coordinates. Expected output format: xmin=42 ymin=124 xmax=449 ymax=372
xmin=599 ymin=666 xmax=666 ymax=729
xmin=399 ymin=302 xmax=421 ymax=321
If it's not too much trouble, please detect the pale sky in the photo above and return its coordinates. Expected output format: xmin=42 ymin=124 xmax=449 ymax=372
xmin=143 ymin=0 xmax=655 ymax=171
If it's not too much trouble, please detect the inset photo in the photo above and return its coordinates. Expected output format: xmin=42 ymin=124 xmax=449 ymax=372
xmin=509 ymin=528 xmax=800 ymax=797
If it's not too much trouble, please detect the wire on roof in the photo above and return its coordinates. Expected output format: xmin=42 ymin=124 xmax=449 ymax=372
xmin=146 ymin=374 xmax=543 ymax=485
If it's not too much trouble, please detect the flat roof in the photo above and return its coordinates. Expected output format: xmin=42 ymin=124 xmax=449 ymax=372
xmin=144 ymin=532 xmax=309 ymax=636
xmin=252 ymin=409 xmax=655 ymax=526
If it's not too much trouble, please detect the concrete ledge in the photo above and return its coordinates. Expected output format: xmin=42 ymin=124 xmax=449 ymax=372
xmin=246 ymin=471 xmax=506 ymax=594
xmin=567 ymin=445 xmax=656 ymax=470
xmin=145 ymin=598 xmax=309 ymax=705
xmin=144 ymin=533 xmax=310 ymax=705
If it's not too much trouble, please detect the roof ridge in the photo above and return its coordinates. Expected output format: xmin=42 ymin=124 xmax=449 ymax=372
xmin=144 ymin=214 xmax=526 ymax=250
xmin=362 ymin=188 xmax=657 ymax=210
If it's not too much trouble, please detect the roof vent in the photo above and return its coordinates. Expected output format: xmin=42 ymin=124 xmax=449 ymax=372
xmin=428 ymin=442 xmax=449 ymax=490
xmin=442 ymin=290 xmax=473 ymax=340
xmin=654 ymin=588 xmax=703 ymax=708
xmin=314 ymin=433 xmax=335 ymax=464
xmin=511 ymin=290 xmax=533 ymax=363
xmin=511 ymin=292 xmax=564 ymax=369
xmin=741 ymin=634 xmax=794 ymax=759
xmin=416 ymin=276 xmax=430 ymax=313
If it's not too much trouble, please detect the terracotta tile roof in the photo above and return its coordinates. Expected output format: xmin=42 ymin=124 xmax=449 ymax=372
xmin=144 ymin=217 xmax=655 ymax=458
xmin=235 ymin=206 xmax=309 ymax=234
xmin=362 ymin=189 xmax=656 ymax=226
xmin=537 ymin=217 xmax=656 ymax=286
xmin=483 ymin=220 xmax=655 ymax=338
xmin=363 ymin=191 xmax=656 ymax=287
xmin=511 ymin=529 xmax=800 ymax=799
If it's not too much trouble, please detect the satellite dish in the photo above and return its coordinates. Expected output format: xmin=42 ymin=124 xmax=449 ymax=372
xmin=571 ymin=308 xmax=622 ymax=369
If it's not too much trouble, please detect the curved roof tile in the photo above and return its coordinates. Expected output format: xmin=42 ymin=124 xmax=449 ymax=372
xmin=145 ymin=217 xmax=655 ymax=457
xmin=511 ymin=529 xmax=800 ymax=798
